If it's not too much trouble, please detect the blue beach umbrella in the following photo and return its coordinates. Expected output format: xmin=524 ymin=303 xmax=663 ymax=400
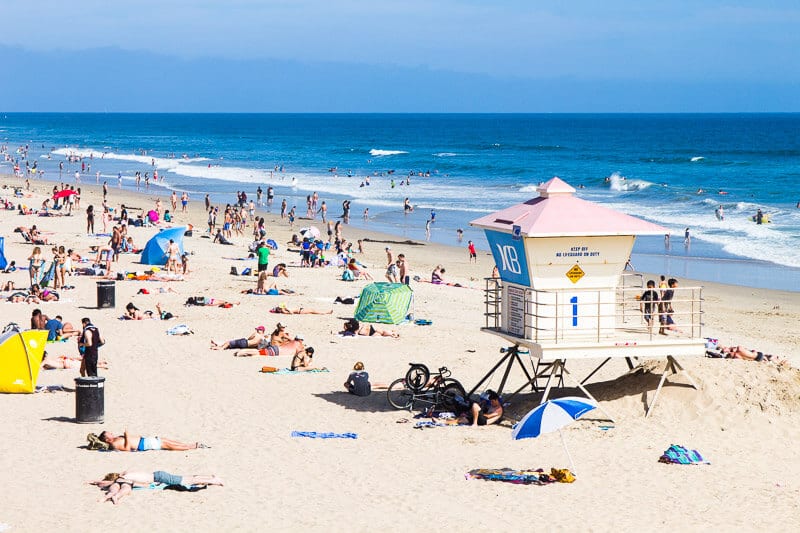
xmin=512 ymin=396 xmax=597 ymax=474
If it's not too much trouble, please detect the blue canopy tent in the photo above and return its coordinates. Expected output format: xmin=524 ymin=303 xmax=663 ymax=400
xmin=0 ymin=237 xmax=7 ymax=270
xmin=140 ymin=226 xmax=187 ymax=266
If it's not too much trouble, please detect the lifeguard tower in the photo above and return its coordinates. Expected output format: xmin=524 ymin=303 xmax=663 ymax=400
xmin=470 ymin=177 xmax=705 ymax=417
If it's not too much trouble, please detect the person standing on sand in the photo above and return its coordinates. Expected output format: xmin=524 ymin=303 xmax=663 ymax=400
xmin=171 ymin=191 xmax=177 ymax=211
xmin=468 ymin=240 xmax=477 ymax=263
xmin=397 ymin=253 xmax=409 ymax=285
xmin=79 ymin=317 xmax=104 ymax=377
xmin=318 ymin=201 xmax=327 ymax=222
xmin=181 ymin=191 xmax=189 ymax=213
xmin=86 ymin=205 xmax=95 ymax=235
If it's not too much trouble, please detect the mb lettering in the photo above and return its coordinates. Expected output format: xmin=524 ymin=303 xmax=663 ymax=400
xmin=496 ymin=244 xmax=521 ymax=274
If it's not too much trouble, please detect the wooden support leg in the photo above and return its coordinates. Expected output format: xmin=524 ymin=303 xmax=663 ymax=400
xmin=646 ymin=356 xmax=698 ymax=417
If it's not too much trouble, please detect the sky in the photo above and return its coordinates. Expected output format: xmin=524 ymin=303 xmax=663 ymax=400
xmin=1 ymin=0 xmax=799 ymax=111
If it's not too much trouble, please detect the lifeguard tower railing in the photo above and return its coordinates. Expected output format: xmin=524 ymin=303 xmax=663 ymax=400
xmin=482 ymin=278 xmax=704 ymax=359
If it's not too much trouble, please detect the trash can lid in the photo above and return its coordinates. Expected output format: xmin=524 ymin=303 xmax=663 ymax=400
xmin=96 ymin=280 xmax=115 ymax=286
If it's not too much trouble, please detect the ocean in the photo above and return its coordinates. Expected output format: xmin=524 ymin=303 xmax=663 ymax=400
xmin=2 ymin=113 xmax=799 ymax=291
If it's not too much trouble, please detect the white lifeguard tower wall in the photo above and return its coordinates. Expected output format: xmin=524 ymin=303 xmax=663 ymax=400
xmin=470 ymin=177 xmax=666 ymax=341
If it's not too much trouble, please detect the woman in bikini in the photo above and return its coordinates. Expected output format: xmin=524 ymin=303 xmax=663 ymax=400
xmin=270 ymin=303 xmax=332 ymax=315
xmin=28 ymin=246 xmax=44 ymax=286
xmin=290 ymin=346 xmax=318 ymax=371
xmin=30 ymin=284 xmax=59 ymax=302
xmin=340 ymin=318 xmax=399 ymax=338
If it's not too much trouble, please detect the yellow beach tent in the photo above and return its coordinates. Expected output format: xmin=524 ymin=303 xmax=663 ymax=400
xmin=0 ymin=328 xmax=48 ymax=393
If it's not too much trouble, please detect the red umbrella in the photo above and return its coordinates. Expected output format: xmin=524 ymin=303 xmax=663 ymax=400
xmin=52 ymin=190 xmax=77 ymax=200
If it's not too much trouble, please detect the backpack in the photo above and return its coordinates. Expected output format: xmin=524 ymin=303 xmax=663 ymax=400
xmin=341 ymin=269 xmax=354 ymax=281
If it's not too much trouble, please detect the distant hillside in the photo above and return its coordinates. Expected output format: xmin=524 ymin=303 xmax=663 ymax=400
xmin=1 ymin=46 xmax=797 ymax=112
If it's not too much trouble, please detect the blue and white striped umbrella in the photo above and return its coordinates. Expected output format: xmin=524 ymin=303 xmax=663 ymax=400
xmin=512 ymin=397 xmax=597 ymax=440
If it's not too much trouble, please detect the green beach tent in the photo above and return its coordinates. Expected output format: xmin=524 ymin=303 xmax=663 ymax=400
xmin=354 ymin=283 xmax=413 ymax=324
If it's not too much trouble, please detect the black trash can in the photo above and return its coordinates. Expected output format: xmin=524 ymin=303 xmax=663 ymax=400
xmin=96 ymin=280 xmax=115 ymax=308
xmin=75 ymin=376 xmax=105 ymax=423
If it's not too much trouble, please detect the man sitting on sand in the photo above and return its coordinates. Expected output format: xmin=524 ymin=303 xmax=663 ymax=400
xmin=98 ymin=430 xmax=209 ymax=451
xmin=90 ymin=470 xmax=223 ymax=504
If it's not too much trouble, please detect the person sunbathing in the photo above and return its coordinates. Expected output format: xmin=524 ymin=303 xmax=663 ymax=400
xmin=90 ymin=470 xmax=223 ymax=504
xmin=98 ymin=430 xmax=209 ymax=452
xmin=42 ymin=355 xmax=109 ymax=370
xmin=270 ymin=303 xmax=332 ymax=315
xmin=185 ymin=296 xmax=239 ymax=307
xmin=6 ymin=290 xmax=34 ymax=303
xmin=30 ymin=283 xmax=59 ymax=302
xmin=210 ymin=326 xmax=265 ymax=350
xmin=233 ymin=324 xmax=295 ymax=357
xmin=124 ymin=302 xmax=175 ymax=320
xmin=241 ymin=275 xmax=295 ymax=295
xmin=340 ymin=318 xmax=399 ymax=338
xmin=719 ymin=344 xmax=789 ymax=366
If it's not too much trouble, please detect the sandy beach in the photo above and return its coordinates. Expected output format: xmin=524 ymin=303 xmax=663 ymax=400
xmin=1 ymin=174 xmax=799 ymax=532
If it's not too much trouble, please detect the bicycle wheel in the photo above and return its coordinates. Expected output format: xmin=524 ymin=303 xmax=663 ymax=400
xmin=440 ymin=379 xmax=468 ymax=411
xmin=404 ymin=364 xmax=430 ymax=392
xmin=387 ymin=378 xmax=414 ymax=409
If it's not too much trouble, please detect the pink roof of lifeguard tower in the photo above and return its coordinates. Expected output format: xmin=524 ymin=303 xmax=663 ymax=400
xmin=470 ymin=177 xmax=667 ymax=237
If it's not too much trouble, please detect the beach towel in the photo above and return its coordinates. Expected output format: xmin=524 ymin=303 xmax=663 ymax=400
xmin=414 ymin=319 xmax=432 ymax=326
xmin=262 ymin=368 xmax=330 ymax=374
xmin=166 ymin=324 xmax=193 ymax=336
xmin=658 ymin=444 xmax=710 ymax=465
xmin=133 ymin=483 xmax=207 ymax=492
xmin=414 ymin=420 xmax=464 ymax=429
xmin=291 ymin=431 xmax=358 ymax=439
xmin=35 ymin=384 xmax=68 ymax=393
xmin=466 ymin=468 xmax=575 ymax=485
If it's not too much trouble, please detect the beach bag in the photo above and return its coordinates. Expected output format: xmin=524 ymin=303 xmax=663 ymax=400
xmin=342 ymin=269 xmax=355 ymax=281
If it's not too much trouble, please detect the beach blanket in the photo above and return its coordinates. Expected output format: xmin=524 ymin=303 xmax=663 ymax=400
xmin=466 ymin=468 xmax=575 ymax=485
xmin=291 ymin=431 xmax=358 ymax=439
xmin=659 ymin=444 xmax=710 ymax=465
xmin=35 ymin=384 xmax=69 ymax=393
xmin=166 ymin=324 xmax=194 ymax=335
xmin=262 ymin=367 xmax=329 ymax=374
xmin=133 ymin=483 xmax=207 ymax=492
xmin=414 ymin=420 xmax=464 ymax=429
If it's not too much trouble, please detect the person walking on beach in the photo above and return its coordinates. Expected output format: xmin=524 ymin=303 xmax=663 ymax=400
xmin=468 ymin=241 xmax=477 ymax=263
xmin=181 ymin=192 xmax=189 ymax=213
xmin=318 ymin=201 xmax=327 ymax=222
xmin=280 ymin=199 xmax=287 ymax=219
xmin=684 ymin=227 xmax=691 ymax=245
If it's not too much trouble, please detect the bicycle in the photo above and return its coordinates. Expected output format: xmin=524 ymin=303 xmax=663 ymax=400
xmin=387 ymin=363 xmax=467 ymax=412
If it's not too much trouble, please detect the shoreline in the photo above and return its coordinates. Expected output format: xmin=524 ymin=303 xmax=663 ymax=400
xmin=3 ymin=168 xmax=800 ymax=293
